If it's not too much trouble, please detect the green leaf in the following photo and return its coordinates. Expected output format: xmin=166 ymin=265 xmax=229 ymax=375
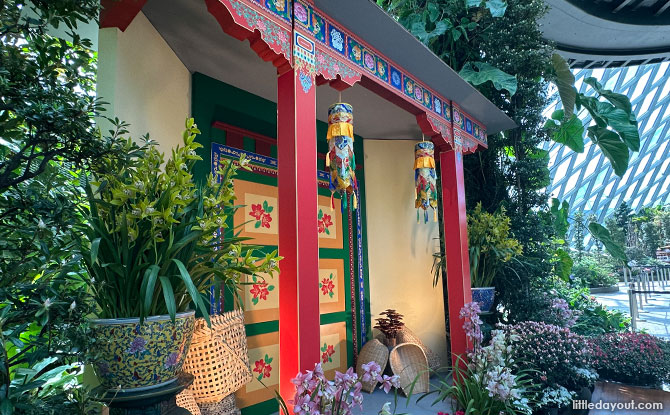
xmin=254 ymin=221 xmax=261 ymax=229
xmin=427 ymin=1 xmax=439 ymax=22
xmin=587 ymin=127 xmax=630 ymax=176
xmin=600 ymin=107 xmax=640 ymax=151
xmin=600 ymin=90 xmax=634 ymax=120
xmin=173 ymin=258 xmax=210 ymax=326
xmin=140 ymin=265 xmax=160 ymax=318
xmin=551 ymin=53 xmax=576 ymax=117
xmin=0 ymin=398 xmax=13 ymax=415
xmin=545 ymin=111 xmax=585 ymax=153
xmin=551 ymin=198 xmax=570 ymax=239
xmin=588 ymin=222 xmax=628 ymax=263
xmin=459 ymin=62 xmax=517 ymax=96
xmin=90 ymin=237 xmax=101 ymax=264
xmin=554 ymin=248 xmax=573 ymax=281
xmin=485 ymin=0 xmax=507 ymax=17
xmin=159 ymin=276 xmax=177 ymax=322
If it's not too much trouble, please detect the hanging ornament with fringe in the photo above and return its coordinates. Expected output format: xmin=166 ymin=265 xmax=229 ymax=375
xmin=326 ymin=102 xmax=358 ymax=211
xmin=414 ymin=140 xmax=438 ymax=223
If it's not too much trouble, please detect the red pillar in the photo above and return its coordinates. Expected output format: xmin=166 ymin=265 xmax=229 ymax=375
xmin=277 ymin=68 xmax=320 ymax=403
xmin=439 ymin=149 xmax=473 ymax=367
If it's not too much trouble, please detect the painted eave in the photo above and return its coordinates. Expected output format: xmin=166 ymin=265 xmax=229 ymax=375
xmin=315 ymin=0 xmax=517 ymax=135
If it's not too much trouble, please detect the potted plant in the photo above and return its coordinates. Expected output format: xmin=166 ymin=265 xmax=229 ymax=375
xmin=76 ymin=119 xmax=280 ymax=391
xmin=467 ymin=203 xmax=522 ymax=312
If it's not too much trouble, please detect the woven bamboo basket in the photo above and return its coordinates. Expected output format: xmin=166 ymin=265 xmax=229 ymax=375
xmin=396 ymin=326 xmax=442 ymax=371
xmin=199 ymin=394 xmax=241 ymax=415
xmin=389 ymin=343 xmax=430 ymax=395
xmin=182 ymin=309 xmax=252 ymax=404
xmin=175 ymin=389 xmax=201 ymax=415
xmin=356 ymin=339 xmax=389 ymax=393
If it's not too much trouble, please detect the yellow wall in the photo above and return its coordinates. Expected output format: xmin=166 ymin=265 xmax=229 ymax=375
xmin=363 ymin=139 xmax=448 ymax=364
xmin=97 ymin=12 xmax=190 ymax=154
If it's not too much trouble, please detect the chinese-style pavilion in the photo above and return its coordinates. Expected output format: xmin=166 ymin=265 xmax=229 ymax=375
xmin=98 ymin=0 xmax=515 ymax=412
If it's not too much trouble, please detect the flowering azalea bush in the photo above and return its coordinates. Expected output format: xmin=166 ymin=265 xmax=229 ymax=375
xmin=591 ymin=332 xmax=670 ymax=387
xmin=277 ymin=362 xmax=399 ymax=415
xmin=506 ymin=321 xmax=597 ymax=410
xmin=277 ymin=361 xmax=398 ymax=415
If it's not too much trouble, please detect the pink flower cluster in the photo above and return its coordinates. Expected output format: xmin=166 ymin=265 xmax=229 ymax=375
xmin=549 ymin=298 xmax=580 ymax=328
xmin=591 ymin=332 xmax=670 ymax=386
xmin=290 ymin=362 xmax=399 ymax=415
xmin=507 ymin=321 xmax=594 ymax=391
xmin=459 ymin=301 xmax=483 ymax=356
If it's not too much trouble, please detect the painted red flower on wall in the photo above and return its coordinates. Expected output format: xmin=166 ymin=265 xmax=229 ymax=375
xmin=249 ymin=200 xmax=274 ymax=229
xmin=249 ymin=275 xmax=274 ymax=305
xmin=321 ymin=343 xmax=336 ymax=363
xmin=252 ymin=354 xmax=274 ymax=381
xmin=319 ymin=273 xmax=335 ymax=298
xmin=317 ymin=209 xmax=333 ymax=235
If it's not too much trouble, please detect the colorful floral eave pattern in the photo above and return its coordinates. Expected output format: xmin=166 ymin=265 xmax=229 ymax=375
xmin=216 ymin=0 xmax=487 ymax=149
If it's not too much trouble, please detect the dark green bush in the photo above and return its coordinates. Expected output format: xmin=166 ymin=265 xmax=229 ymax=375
xmin=572 ymin=257 xmax=618 ymax=288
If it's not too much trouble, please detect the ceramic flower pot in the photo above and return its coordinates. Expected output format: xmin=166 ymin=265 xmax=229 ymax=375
xmin=91 ymin=310 xmax=196 ymax=392
xmin=471 ymin=287 xmax=495 ymax=312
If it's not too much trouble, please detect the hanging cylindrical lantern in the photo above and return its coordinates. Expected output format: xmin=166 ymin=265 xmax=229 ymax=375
xmin=414 ymin=141 xmax=438 ymax=223
xmin=326 ymin=102 xmax=357 ymax=210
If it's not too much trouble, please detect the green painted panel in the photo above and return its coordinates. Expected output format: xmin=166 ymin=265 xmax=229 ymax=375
xmin=191 ymin=72 xmax=371 ymax=413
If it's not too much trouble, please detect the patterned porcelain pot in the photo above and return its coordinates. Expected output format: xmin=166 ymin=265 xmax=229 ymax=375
xmin=471 ymin=287 xmax=495 ymax=313
xmin=91 ymin=310 xmax=196 ymax=392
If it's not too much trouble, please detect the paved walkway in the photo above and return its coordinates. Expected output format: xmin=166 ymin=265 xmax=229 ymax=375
xmin=592 ymin=283 xmax=670 ymax=339
xmin=356 ymin=378 xmax=454 ymax=415
xmin=590 ymin=381 xmax=669 ymax=415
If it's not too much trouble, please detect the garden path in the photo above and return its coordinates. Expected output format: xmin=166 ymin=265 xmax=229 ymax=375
xmin=592 ymin=283 xmax=670 ymax=339
xmin=590 ymin=381 xmax=670 ymax=415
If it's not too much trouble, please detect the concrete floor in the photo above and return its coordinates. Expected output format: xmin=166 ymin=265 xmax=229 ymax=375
xmin=355 ymin=381 xmax=454 ymax=415
xmin=592 ymin=283 xmax=670 ymax=339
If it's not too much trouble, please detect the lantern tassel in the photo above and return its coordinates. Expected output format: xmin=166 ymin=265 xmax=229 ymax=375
xmin=424 ymin=210 xmax=429 ymax=224
xmin=352 ymin=192 xmax=357 ymax=210
xmin=433 ymin=208 xmax=438 ymax=222
xmin=326 ymin=151 xmax=330 ymax=167
xmin=331 ymin=193 xmax=335 ymax=211
xmin=417 ymin=209 xmax=420 ymax=224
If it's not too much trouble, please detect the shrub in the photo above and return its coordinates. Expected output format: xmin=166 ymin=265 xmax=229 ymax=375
xmin=572 ymin=257 xmax=618 ymax=288
xmin=571 ymin=294 xmax=629 ymax=337
xmin=592 ymin=333 xmax=670 ymax=387
xmin=506 ymin=321 xmax=597 ymax=410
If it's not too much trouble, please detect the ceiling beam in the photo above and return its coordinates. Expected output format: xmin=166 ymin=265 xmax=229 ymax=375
xmin=655 ymin=0 xmax=670 ymax=16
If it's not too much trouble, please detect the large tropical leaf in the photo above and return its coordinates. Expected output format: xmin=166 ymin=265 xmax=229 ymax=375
xmin=554 ymin=248 xmax=574 ymax=281
xmin=588 ymin=222 xmax=628 ymax=264
xmin=587 ymin=126 xmax=630 ymax=176
xmin=550 ymin=198 xmax=570 ymax=240
xmin=465 ymin=0 xmax=507 ymax=16
xmin=544 ymin=110 xmax=584 ymax=153
xmin=410 ymin=19 xmax=450 ymax=44
xmin=596 ymin=105 xmax=640 ymax=151
xmin=551 ymin=53 xmax=576 ymax=117
xmin=459 ymin=61 xmax=517 ymax=96
xmin=485 ymin=0 xmax=507 ymax=16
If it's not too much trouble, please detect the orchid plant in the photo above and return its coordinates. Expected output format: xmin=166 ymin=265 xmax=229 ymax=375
xmin=422 ymin=302 xmax=535 ymax=415
xmin=276 ymin=362 xmax=399 ymax=415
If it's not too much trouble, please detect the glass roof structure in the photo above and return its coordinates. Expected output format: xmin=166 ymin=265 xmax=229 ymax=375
xmin=544 ymin=62 xmax=670 ymax=246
